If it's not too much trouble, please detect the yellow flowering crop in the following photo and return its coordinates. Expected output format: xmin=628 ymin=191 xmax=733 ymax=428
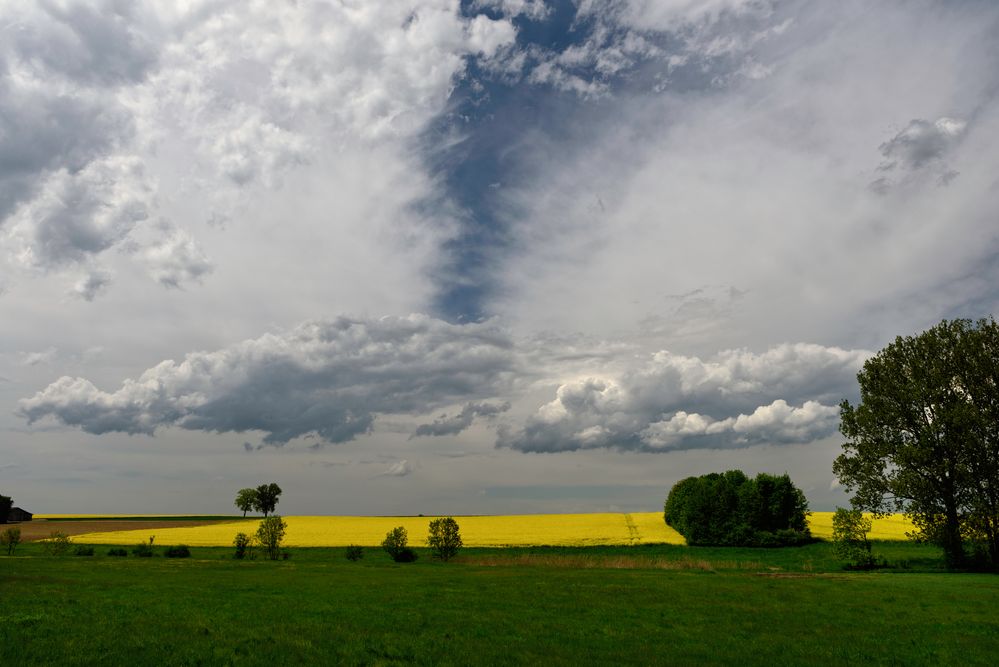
xmin=806 ymin=511 xmax=914 ymax=540
xmin=66 ymin=511 xmax=914 ymax=546
xmin=71 ymin=513 xmax=687 ymax=547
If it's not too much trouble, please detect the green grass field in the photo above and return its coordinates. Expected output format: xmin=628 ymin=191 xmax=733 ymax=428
xmin=2 ymin=540 xmax=997 ymax=665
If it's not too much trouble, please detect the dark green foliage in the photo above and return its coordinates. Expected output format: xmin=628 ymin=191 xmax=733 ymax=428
xmin=73 ymin=545 xmax=95 ymax=557
xmin=831 ymin=508 xmax=888 ymax=570
xmin=254 ymin=483 xmax=282 ymax=517
xmin=0 ymin=494 xmax=11 ymax=524
xmin=233 ymin=532 xmax=253 ymax=559
xmin=164 ymin=545 xmax=191 ymax=558
xmin=345 ymin=545 xmax=364 ymax=561
xmin=427 ymin=517 xmax=462 ymax=562
xmin=2 ymin=526 xmax=21 ymax=555
xmin=393 ymin=547 xmax=418 ymax=563
xmin=382 ymin=526 xmax=417 ymax=562
xmin=132 ymin=536 xmax=155 ymax=557
xmin=664 ymin=470 xmax=811 ymax=546
xmin=107 ymin=548 xmax=128 ymax=557
xmin=235 ymin=488 xmax=258 ymax=517
xmin=835 ymin=317 xmax=999 ymax=569
xmin=42 ymin=531 xmax=73 ymax=556
xmin=256 ymin=516 xmax=287 ymax=560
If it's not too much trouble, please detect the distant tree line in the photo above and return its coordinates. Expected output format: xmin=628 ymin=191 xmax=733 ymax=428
xmin=0 ymin=492 xmax=12 ymax=524
xmin=664 ymin=470 xmax=811 ymax=547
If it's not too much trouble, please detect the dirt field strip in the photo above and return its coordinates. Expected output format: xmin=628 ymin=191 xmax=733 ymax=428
xmin=10 ymin=519 xmax=250 ymax=542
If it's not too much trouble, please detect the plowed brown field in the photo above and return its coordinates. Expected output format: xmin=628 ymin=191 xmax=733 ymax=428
xmin=9 ymin=519 xmax=237 ymax=542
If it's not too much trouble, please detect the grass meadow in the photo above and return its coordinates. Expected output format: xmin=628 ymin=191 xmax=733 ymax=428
xmin=2 ymin=529 xmax=998 ymax=666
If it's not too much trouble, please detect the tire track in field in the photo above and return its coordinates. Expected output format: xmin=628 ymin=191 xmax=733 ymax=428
xmin=623 ymin=514 xmax=640 ymax=544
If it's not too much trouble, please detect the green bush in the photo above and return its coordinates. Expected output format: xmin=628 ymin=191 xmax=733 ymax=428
xmin=256 ymin=516 xmax=287 ymax=561
xmin=345 ymin=545 xmax=364 ymax=561
xmin=428 ymin=517 xmax=462 ymax=562
xmin=42 ymin=531 xmax=73 ymax=557
xmin=132 ymin=536 xmax=156 ymax=558
xmin=164 ymin=545 xmax=191 ymax=558
xmin=664 ymin=471 xmax=812 ymax=547
xmin=73 ymin=545 xmax=95 ymax=557
xmin=107 ymin=548 xmax=128 ymax=557
xmin=233 ymin=532 xmax=253 ymax=559
xmin=2 ymin=527 xmax=21 ymax=555
xmin=382 ymin=526 xmax=417 ymax=562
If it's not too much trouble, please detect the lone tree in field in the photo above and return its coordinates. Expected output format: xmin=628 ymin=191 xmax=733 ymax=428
xmin=382 ymin=526 xmax=417 ymax=562
xmin=427 ymin=517 xmax=462 ymax=562
xmin=834 ymin=317 xmax=999 ymax=569
xmin=256 ymin=516 xmax=287 ymax=560
xmin=2 ymin=527 xmax=21 ymax=555
xmin=0 ymin=493 xmax=12 ymax=524
xmin=235 ymin=488 xmax=258 ymax=517
xmin=254 ymin=483 xmax=282 ymax=517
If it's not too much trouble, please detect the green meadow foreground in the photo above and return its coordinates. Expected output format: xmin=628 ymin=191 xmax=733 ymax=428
xmin=2 ymin=539 xmax=998 ymax=666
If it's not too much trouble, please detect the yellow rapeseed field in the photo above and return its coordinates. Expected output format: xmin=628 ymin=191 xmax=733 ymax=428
xmin=807 ymin=511 xmax=914 ymax=540
xmin=67 ymin=511 xmax=914 ymax=547
xmin=71 ymin=513 xmax=686 ymax=547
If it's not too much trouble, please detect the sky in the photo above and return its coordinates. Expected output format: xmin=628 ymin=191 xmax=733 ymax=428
xmin=2 ymin=0 xmax=998 ymax=515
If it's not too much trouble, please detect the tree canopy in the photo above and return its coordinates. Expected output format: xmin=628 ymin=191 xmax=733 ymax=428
xmin=834 ymin=317 xmax=999 ymax=568
xmin=664 ymin=470 xmax=810 ymax=547
xmin=234 ymin=488 xmax=258 ymax=517
xmin=0 ymin=494 xmax=11 ymax=524
xmin=254 ymin=483 xmax=282 ymax=517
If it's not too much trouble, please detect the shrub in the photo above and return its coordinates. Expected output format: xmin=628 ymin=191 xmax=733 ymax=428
xmin=664 ymin=471 xmax=811 ymax=547
xmin=382 ymin=526 xmax=417 ymax=562
xmin=233 ymin=532 xmax=254 ymax=559
xmin=2 ymin=527 xmax=21 ymax=556
xmin=345 ymin=545 xmax=364 ymax=561
xmin=132 ymin=536 xmax=155 ymax=557
xmin=256 ymin=516 xmax=287 ymax=560
xmin=107 ymin=548 xmax=128 ymax=557
xmin=42 ymin=531 xmax=73 ymax=556
xmin=832 ymin=507 xmax=887 ymax=569
xmin=428 ymin=517 xmax=462 ymax=562
xmin=164 ymin=545 xmax=191 ymax=558
xmin=73 ymin=545 xmax=95 ymax=557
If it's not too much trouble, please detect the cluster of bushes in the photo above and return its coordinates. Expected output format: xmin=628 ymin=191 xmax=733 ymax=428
xmin=664 ymin=470 xmax=812 ymax=547
xmin=371 ymin=517 xmax=463 ymax=563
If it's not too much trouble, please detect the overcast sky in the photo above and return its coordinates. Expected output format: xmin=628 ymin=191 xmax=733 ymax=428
xmin=2 ymin=0 xmax=997 ymax=515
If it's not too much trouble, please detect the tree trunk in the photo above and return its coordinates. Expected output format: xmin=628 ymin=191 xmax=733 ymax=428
xmin=942 ymin=503 xmax=965 ymax=568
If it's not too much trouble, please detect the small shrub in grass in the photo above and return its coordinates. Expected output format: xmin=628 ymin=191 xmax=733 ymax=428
xmin=428 ymin=517 xmax=462 ymax=562
xmin=256 ymin=516 xmax=287 ymax=561
xmin=164 ymin=545 xmax=191 ymax=558
xmin=42 ymin=531 xmax=73 ymax=557
xmin=345 ymin=545 xmax=364 ymax=561
xmin=393 ymin=547 xmax=418 ymax=563
xmin=2 ymin=527 xmax=21 ymax=555
xmin=132 ymin=536 xmax=155 ymax=558
xmin=73 ymin=545 xmax=95 ymax=557
xmin=107 ymin=548 xmax=128 ymax=557
xmin=233 ymin=532 xmax=254 ymax=559
xmin=382 ymin=526 xmax=417 ymax=562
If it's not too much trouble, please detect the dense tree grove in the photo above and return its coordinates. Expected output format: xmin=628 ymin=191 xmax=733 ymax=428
xmin=834 ymin=317 xmax=999 ymax=569
xmin=664 ymin=471 xmax=811 ymax=546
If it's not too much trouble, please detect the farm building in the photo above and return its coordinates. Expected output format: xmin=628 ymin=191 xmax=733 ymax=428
xmin=8 ymin=507 xmax=32 ymax=522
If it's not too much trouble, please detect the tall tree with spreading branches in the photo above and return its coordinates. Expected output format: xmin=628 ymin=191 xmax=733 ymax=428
xmin=834 ymin=317 xmax=999 ymax=568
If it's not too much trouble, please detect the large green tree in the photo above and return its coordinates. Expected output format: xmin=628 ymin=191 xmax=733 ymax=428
xmin=254 ymin=483 xmax=282 ymax=517
xmin=834 ymin=317 xmax=999 ymax=568
xmin=234 ymin=488 xmax=258 ymax=517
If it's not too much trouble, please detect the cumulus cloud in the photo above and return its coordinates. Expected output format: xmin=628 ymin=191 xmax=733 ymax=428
xmin=412 ymin=401 xmax=510 ymax=438
xmin=19 ymin=315 xmax=518 ymax=446
xmin=498 ymin=343 xmax=868 ymax=452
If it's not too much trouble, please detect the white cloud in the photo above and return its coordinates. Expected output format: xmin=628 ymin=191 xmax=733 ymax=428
xmin=19 ymin=315 xmax=519 ymax=446
xmin=141 ymin=226 xmax=213 ymax=289
xmin=71 ymin=269 xmax=112 ymax=301
xmin=380 ymin=459 xmax=415 ymax=477
xmin=499 ymin=343 xmax=868 ymax=452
